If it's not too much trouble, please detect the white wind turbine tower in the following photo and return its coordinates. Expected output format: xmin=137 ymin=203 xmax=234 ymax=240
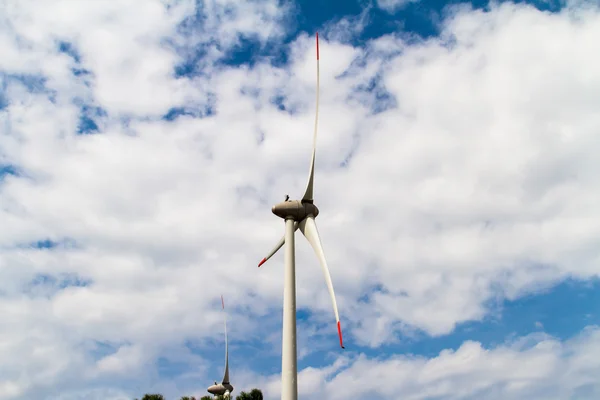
xmin=258 ymin=32 xmax=345 ymax=400
xmin=207 ymin=296 xmax=234 ymax=399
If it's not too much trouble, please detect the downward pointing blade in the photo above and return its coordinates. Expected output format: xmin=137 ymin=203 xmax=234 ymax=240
xmin=221 ymin=295 xmax=230 ymax=384
xmin=299 ymin=216 xmax=345 ymax=349
xmin=301 ymin=32 xmax=320 ymax=203
xmin=258 ymin=222 xmax=299 ymax=267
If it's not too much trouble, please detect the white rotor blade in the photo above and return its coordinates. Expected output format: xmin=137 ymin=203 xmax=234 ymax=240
xmin=299 ymin=216 xmax=345 ymax=348
xmin=301 ymin=32 xmax=320 ymax=203
xmin=221 ymin=295 xmax=230 ymax=384
xmin=258 ymin=222 xmax=299 ymax=267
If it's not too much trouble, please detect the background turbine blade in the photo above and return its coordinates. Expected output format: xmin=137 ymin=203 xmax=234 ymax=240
xmin=222 ymin=295 xmax=230 ymax=384
xmin=301 ymin=32 xmax=320 ymax=203
xmin=258 ymin=222 xmax=299 ymax=267
xmin=299 ymin=216 xmax=345 ymax=349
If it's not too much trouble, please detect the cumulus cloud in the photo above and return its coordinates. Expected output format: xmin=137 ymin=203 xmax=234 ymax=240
xmin=342 ymin=0 xmax=600 ymax=345
xmin=376 ymin=0 xmax=420 ymax=13
xmin=1 ymin=0 xmax=600 ymax=398
xmin=285 ymin=326 xmax=600 ymax=400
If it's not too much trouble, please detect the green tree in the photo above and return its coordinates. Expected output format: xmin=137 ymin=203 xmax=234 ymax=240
xmin=145 ymin=388 xmax=263 ymax=400
xmin=235 ymin=388 xmax=263 ymax=400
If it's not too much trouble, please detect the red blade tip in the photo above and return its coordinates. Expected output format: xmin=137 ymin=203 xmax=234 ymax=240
xmin=258 ymin=258 xmax=267 ymax=268
xmin=337 ymin=321 xmax=345 ymax=349
xmin=316 ymin=32 xmax=319 ymax=60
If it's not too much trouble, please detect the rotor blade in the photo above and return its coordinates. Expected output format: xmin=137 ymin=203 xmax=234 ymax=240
xmin=299 ymin=216 xmax=345 ymax=349
xmin=221 ymin=295 xmax=230 ymax=384
xmin=301 ymin=32 xmax=320 ymax=203
xmin=258 ymin=222 xmax=299 ymax=267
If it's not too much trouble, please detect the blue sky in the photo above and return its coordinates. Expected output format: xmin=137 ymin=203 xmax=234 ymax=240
xmin=2 ymin=0 xmax=600 ymax=399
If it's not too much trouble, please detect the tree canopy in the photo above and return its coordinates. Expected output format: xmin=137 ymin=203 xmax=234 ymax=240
xmin=236 ymin=389 xmax=264 ymax=400
xmin=195 ymin=390 xmax=263 ymax=400
xmin=135 ymin=388 xmax=263 ymax=400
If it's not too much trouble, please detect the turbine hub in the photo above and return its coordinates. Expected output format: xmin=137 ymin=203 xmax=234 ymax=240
xmin=272 ymin=199 xmax=319 ymax=221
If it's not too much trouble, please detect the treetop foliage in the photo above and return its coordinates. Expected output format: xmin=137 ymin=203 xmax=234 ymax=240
xmin=135 ymin=388 xmax=263 ymax=400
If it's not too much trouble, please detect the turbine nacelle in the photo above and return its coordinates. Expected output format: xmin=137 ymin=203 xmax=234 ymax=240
xmin=272 ymin=199 xmax=319 ymax=221
xmin=207 ymin=383 xmax=234 ymax=396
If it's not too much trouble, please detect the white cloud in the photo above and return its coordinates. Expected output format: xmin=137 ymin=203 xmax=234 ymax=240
xmin=1 ymin=0 xmax=600 ymax=398
xmin=287 ymin=326 xmax=600 ymax=400
xmin=341 ymin=1 xmax=600 ymax=344
xmin=377 ymin=0 xmax=420 ymax=13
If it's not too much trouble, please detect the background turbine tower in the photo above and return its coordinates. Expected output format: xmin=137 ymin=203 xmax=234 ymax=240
xmin=258 ymin=32 xmax=345 ymax=400
xmin=207 ymin=296 xmax=234 ymax=399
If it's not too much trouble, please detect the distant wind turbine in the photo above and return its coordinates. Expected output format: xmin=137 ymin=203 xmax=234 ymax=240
xmin=207 ymin=296 xmax=234 ymax=399
xmin=258 ymin=32 xmax=345 ymax=400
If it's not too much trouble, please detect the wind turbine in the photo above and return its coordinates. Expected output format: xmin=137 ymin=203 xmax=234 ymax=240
xmin=207 ymin=296 xmax=234 ymax=399
xmin=258 ymin=32 xmax=345 ymax=400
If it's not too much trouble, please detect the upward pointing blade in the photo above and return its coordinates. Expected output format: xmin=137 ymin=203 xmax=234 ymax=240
xmin=258 ymin=222 xmax=299 ymax=267
xmin=301 ymin=32 xmax=320 ymax=203
xmin=299 ymin=216 xmax=345 ymax=349
xmin=221 ymin=295 xmax=230 ymax=384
